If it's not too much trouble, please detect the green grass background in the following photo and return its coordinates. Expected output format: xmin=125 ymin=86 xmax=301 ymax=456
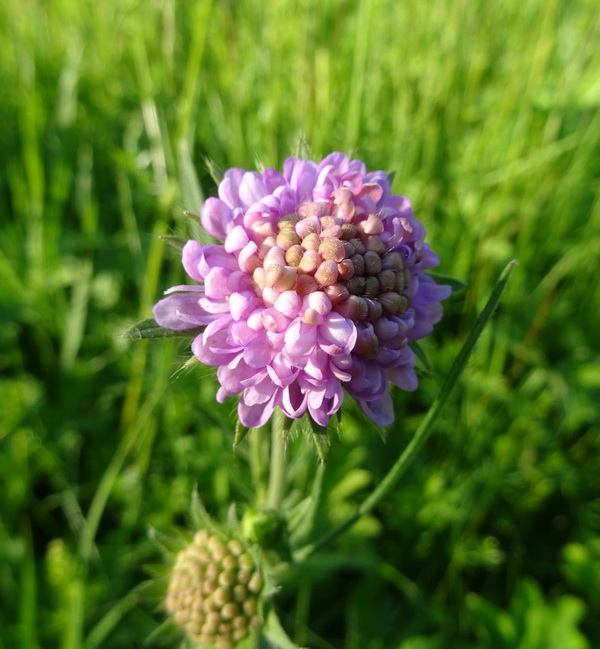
xmin=1 ymin=0 xmax=599 ymax=647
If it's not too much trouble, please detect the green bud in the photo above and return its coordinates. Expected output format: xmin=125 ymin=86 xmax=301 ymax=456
xmin=166 ymin=530 xmax=263 ymax=647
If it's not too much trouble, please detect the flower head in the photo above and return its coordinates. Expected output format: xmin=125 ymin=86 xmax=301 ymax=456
xmin=154 ymin=153 xmax=450 ymax=427
xmin=166 ymin=530 xmax=263 ymax=649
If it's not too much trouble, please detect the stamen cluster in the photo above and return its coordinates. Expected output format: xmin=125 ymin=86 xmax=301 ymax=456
xmin=166 ymin=530 xmax=263 ymax=649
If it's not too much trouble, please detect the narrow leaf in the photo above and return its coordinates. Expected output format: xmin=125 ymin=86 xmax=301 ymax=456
xmin=158 ymin=234 xmax=188 ymax=250
xmin=234 ymin=420 xmax=251 ymax=447
xmin=123 ymin=318 xmax=204 ymax=341
xmin=410 ymin=341 xmax=433 ymax=373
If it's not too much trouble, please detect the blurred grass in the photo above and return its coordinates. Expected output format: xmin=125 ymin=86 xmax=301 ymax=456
xmin=1 ymin=0 xmax=599 ymax=647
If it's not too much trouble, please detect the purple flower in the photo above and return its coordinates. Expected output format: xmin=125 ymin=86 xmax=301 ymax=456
xmin=154 ymin=153 xmax=451 ymax=428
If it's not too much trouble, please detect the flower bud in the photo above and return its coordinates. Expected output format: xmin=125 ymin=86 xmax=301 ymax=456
xmin=166 ymin=531 xmax=263 ymax=648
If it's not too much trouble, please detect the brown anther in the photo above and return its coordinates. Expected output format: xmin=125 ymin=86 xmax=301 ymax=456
xmin=345 ymin=276 xmax=366 ymax=295
xmin=378 ymin=269 xmax=396 ymax=292
xmin=285 ymin=244 xmax=304 ymax=266
xmin=276 ymin=228 xmax=301 ymax=250
xmin=350 ymin=253 xmax=365 ymax=276
xmin=318 ymin=238 xmax=346 ymax=262
xmin=298 ymin=249 xmax=322 ymax=274
xmin=364 ymin=251 xmax=382 ymax=275
xmin=301 ymin=232 xmax=321 ymax=251
xmin=320 ymin=216 xmax=337 ymax=229
xmin=364 ymin=276 xmax=380 ymax=298
xmin=314 ymin=260 xmax=338 ymax=287
xmin=341 ymin=223 xmax=358 ymax=240
xmin=381 ymin=250 xmax=404 ymax=271
xmin=323 ymin=282 xmax=350 ymax=304
xmin=337 ymin=259 xmax=355 ymax=280
xmin=366 ymin=235 xmax=387 ymax=256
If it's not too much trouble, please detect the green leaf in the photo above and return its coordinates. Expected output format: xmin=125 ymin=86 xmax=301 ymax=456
xmin=234 ymin=420 xmax=251 ymax=446
xmin=258 ymin=610 xmax=306 ymax=649
xmin=122 ymin=318 xmax=204 ymax=341
xmin=288 ymin=464 xmax=325 ymax=549
xmin=410 ymin=340 xmax=433 ymax=373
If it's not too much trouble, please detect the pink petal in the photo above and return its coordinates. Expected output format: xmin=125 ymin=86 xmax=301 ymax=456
xmin=243 ymin=334 xmax=275 ymax=368
xmin=357 ymin=392 xmax=395 ymax=426
xmin=238 ymin=172 xmax=267 ymax=207
xmin=153 ymin=293 xmax=213 ymax=330
xmin=319 ymin=313 xmax=357 ymax=354
xmin=224 ymin=225 xmax=250 ymax=253
xmin=219 ymin=168 xmax=246 ymax=208
xmin=204 ymin=266 xmax=232 ymax=299
xmin=274 ymin=291 xmax=302 ymax=319
xmin=281 ymin=381 xmax=308 ymax=418
xmin=284 ymin=321 xmax=317 ymax=357
xmin=182 ymin=240 xmax=205 ymax=281
xmin=238 ymin=394 xmax=277 ymax=428
xmin=200 ymin=197 xmax=233 ymax=240
xmin=229 ymin=292 xmax=254 ymax=320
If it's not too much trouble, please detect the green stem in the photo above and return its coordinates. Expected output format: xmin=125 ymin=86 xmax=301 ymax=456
xmin=296 ymin=260 xmax=517 ymax=560
xmin=250 ymin=424 xmax=267 ymax=505
xmin=266 ymin=408 xmax=292 ymax=510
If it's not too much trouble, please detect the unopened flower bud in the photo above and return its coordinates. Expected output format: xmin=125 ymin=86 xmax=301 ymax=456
xmin=381 ymin=250 xmax=404 ymax=271
xmin=364 ymin=276 xmax=380 ymax=298
xmin=364 ymin=251 xmax=382 ymax=276
xmin=301 ymin=232 xmax=321 ymax=251
xmin=318 ymin=238 xmax=346 ymax=262
xmin=298 ymin=250 xmax=322 ymax=274
xmin=276 ymin=228 xmax=301 ymax=250
xmin=285 ymin=244 xmax=304 ymax=266
xmin=366 ymin=235 xmax=387 ymax=256
xmin=166 ymin=531 xmax=263 ymax=649
xmin=315 ymin=260 xmax=338 ymax=287
xmin=350 ymin=253 xmax=366 ymax=276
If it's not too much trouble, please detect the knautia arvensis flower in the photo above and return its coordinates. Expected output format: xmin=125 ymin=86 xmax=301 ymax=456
xmin=154 ymin=152 xmax=451 ymax=427
xmin=166 ymin=529 xmax=263 ymax=648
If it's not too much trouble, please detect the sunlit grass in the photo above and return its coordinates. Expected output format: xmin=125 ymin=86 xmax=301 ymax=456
xmin=1 ymin=0 xmax=599 ymax=647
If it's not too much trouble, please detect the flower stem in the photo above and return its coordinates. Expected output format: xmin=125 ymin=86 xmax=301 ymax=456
xmin=266 ymin=408 xmax=292 ymax=510
xmin=296 ymin=260 xmax=518 ymax=560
